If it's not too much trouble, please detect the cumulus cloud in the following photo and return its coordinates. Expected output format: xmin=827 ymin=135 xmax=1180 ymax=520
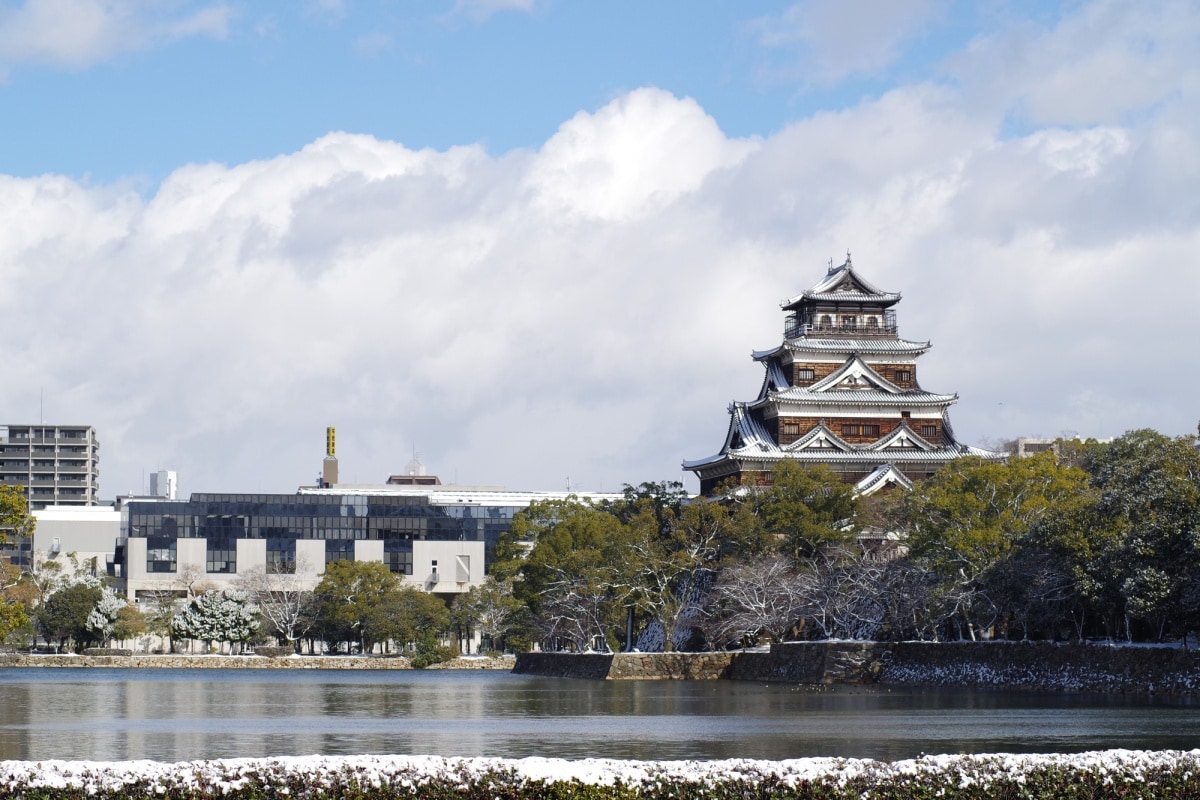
xmin=0 ymin=0 xmax=230 ymax=69
xmin=2 ymin=2 xmax=1199 ymax=496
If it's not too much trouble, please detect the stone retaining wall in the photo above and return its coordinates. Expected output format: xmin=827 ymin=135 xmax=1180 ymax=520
xmin=513 ymin=652 xmax=737 ymax=680
xmin=879 ymin=641 xmax=1200 ymax=694
xmin=516 ymin=642 xmax=1200 ymax=693
xmin=0 ymin=654 xmax=516 ymax=670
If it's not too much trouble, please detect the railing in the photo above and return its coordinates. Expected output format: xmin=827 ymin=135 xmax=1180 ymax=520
xmin=785 ymin=321 xmax=899 ymax=339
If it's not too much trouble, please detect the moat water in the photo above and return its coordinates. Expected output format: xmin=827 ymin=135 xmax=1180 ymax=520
xmin=0 ymin=668 xmax=1196 ymax=762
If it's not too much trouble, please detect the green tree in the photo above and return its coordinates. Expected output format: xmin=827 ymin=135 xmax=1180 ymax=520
xmin=385 ymin=587 xmax=453 ymax=659
xmin=37 ymin=583 xmax=103 ymax=651
xmin=1038 ymin=429 xmax=1200 ymax=641
xmin=312 ymin=560 xmax=402 ymax=654
xmin=753 ymin=462 xmax=857 ymax=558
xmin=902 ymin=452 xmax=1091 ymax=640
xmin=0 ymin=562 xmax=30 ymax=644
xmin=0 ymin=485 xmax=33 ymax=545
xmin=112 ymin=603 xmax=148 ymax=644
xmin=511 ymin=499 xmax=630 ymax=650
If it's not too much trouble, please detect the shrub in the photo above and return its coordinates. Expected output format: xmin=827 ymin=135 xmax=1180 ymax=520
xmin=410 ymin=632 xmax=458 ymax=669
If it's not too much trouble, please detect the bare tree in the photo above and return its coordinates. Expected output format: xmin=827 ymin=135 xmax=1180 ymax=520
xmin=536 ymin=574 xmax=614 ymax=651
xmin=704 ymin=553 xmax=805 ymax=647
xmin=236 ymin=559 xmax=316 ymax=652
xmin=176 ymin=563 xmax=211 ymax=598
xmin=141 ymin=589 xmax=183 ymax=652
xmin=453 ymin=577 xmax=522 ymax=654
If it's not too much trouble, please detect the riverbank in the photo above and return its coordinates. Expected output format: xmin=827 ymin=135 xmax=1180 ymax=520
xmin=0 ymin=653 xmax=516 ymax=670
xmin=514 ymin=641 xmax=1200 ymax=693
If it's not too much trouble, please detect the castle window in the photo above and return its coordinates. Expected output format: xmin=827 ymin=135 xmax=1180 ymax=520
xmin=841 ymin=424 xmax=880 ymax=437
xmin=819 ymin=315 xmax=832 ymax=329
xmin=867 ymin=317 xmax=879 ymax=330
xmin=896 ymin=369 xmax=912 ymax=382
xmin=921 ymin=425 xmax=938 ymax=438
xmin=796 ymin=368 xmax=814 ymax=381
xmin=781 ymin=421 xmax=800 ymax=436
xmin=842 ymin=316 xmax=858 ymax=331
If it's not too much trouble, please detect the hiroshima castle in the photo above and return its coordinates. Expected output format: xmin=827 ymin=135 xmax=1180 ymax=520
xmin=683 ymin=255 xmax=999 ymax=496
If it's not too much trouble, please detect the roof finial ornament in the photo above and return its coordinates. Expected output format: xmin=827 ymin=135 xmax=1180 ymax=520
xmin=846 ymin=249 xmax=852 ymax=269
xmin=827 ymin=257 xmax=834 ymax=275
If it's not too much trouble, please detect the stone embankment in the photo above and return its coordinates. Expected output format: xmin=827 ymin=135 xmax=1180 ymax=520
xmin=0 ymin=654 xmax=516 ymax=670
xmin=515 ymin=642 xmax=1200 ymax=694
xmin=515 ymin=652 xmax=738 ymax=680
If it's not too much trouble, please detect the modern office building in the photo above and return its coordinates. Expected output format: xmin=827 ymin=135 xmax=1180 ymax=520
xmin=120 ymin=483 xmax=625 ymax=602
xmin=0 ymin=425 xmax=100 ymax=509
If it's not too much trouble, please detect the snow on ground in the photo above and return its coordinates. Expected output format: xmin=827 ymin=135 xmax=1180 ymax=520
xmin=1 ymin=751 xmax=1199 ymax=794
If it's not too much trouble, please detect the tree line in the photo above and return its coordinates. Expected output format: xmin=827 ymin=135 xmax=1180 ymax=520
xmin=2 ymin=425 xmax=1197 ymax=655
xmin=464 ymin=427 xmax=1200 ymax=650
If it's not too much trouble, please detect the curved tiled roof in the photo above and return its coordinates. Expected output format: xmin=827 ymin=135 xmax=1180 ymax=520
xmin=781 ymin=257 xmax=900 ymax=308
xmin=780 ymin=338 xmax=930 ymax=356
xmin=762 ymin=388 xmax=957 ymax=407
xmin=855 ymin=464 xmax=915 ymax=494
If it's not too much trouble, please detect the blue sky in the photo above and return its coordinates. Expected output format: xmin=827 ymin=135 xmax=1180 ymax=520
xmin=0 ymin=0 xmax=1197 ymax=498
xmin=4 ymin=1 xmax=1049 ymax=182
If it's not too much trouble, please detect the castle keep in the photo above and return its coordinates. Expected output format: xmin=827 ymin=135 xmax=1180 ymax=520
xmin=684 ymin=256 xmax=998 ymax=495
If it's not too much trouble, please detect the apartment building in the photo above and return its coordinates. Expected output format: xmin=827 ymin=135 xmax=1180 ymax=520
xmin=0 ymin=425 xmax=100 ymax=509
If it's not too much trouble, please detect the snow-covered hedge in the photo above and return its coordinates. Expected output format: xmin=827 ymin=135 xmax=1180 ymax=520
xmin=2 ymin=751 xmax=1199 ymax=800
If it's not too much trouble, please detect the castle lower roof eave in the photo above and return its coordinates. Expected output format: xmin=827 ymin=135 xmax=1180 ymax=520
xmin=753 ymin=391 xmax=958 ymax=408
xmin=753 ymin=338 xmax=932 ymax=361
xmin=715 ymin=448 xmax=999 ymax=464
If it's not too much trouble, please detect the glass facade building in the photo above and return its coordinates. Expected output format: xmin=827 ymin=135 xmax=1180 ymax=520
xmin=122 ymin=492 xmax=520 ymax=576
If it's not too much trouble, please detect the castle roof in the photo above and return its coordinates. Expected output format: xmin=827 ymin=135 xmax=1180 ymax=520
xmin=855 ymin=463 xmax=915 ymax=495
xmin=782 ymin=255 xmax=900 ymax=310
xmin=753 ymin=354 xmax=957 ymax=409
xmin=752 ymin=337 xmax=932 ymax=360
xmin=680 ymin=404 xmax=998 ymax=472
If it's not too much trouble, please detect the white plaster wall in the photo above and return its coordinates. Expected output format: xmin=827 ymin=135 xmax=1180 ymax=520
xmin=237 ymin=538 xmax=267 ymax=575
xmin=355 ymin=539 xmax=384 ymax=564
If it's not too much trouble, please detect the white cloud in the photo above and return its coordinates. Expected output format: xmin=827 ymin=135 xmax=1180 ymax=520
xmin=525 ymin=88 xmax=758 ymax=221
xmin=2 ymin=1 xmax=1199 ymax=497
xmin=0 ymin=0 xmax=230 ymax=68
xmin=949 ymin=0 xmax=1200 ymax=128
xmin=751 ymin=0 xmax=945 ymax=86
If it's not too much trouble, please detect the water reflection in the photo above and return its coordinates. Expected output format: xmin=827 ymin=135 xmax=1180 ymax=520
xmin=0 ymin=668 xmax=1197 ymax=762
